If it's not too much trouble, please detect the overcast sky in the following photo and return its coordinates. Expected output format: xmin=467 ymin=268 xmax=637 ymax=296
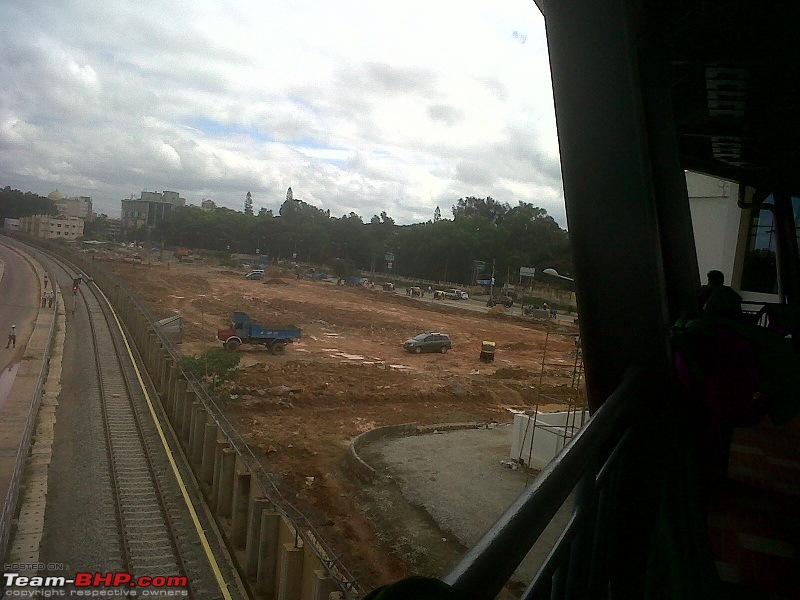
xmin=0 ymin=0 xmax=565 ymax=225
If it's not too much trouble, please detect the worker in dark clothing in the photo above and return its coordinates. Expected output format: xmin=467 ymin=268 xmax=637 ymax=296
xmin=698 ymin=270 xmax=742 ymax=319
xmin=6 ymin=325 xmax=16 ymax=349
xmin=42 ymin=293 xmax=48 ymax=308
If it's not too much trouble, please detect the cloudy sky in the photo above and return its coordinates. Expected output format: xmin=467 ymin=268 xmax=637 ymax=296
xmin=0 ymin=0 xmax=565 ymax=225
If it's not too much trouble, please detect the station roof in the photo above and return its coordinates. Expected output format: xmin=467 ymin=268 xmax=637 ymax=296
xmin=536 ymin=1 xmax=800 ymax=195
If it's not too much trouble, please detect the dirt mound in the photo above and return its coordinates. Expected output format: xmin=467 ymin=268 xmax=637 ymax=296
xmin=263 ymin=278 xmax=288 ymax=285
xmin=218 ymin=269 xmax=242 ymax=277
xmin=501 ymin=341 xmax=535 ymax=351
xmin=487 ymin=305 xmax=509 ymax=314
xmin=491 ymin=367 xmax=535 ymax=380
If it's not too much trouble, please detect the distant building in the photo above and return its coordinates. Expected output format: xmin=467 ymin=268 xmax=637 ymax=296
xmin=19 ymin=214 xmax=84 ymax=240
xmin=49 ymin=191 xmax=93 ymax=221
xmin=121 ymin=190 xmax=186 ymax=232
xmin=3 ymin=218 xmax=20 ymax=231
xmin=105 ymin=218 xmax=122 ymax=238
xmin=201 ymin=198 xmax=217 ymax=211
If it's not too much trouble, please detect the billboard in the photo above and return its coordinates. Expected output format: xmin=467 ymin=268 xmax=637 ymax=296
xmin=519 ymin=266 xmax=536 ymax=277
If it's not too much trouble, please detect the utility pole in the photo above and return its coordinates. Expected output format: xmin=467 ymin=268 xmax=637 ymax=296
xmin=490 ymin=259 xmax=496 ymax=299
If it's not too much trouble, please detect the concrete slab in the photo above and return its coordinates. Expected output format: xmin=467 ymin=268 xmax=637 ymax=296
xmin=360 ymin=424 xmax=574 ymax=582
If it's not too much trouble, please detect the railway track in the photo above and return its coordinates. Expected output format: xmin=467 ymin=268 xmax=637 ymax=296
xmin=41 ymin=251 xmax=239 ymax=599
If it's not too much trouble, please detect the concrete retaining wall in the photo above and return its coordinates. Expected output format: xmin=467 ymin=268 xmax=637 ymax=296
xmin=346 ymin=422 xmax=489 ymax=483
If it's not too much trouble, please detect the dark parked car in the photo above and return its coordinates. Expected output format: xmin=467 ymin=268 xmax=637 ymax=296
xmin=403 ymin=332 xmax=452 ymax=354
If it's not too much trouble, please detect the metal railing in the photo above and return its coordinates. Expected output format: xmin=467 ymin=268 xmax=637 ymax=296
xmin=11 ymin=236 xmax=363 ymax=597
xmin=442 ymin=370 xmax=643 ymax=599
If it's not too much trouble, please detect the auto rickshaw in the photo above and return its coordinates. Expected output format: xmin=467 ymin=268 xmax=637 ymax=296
xmin=480 ymin=340 xmax=496 ymax=363
xmin=382 ymin=282 xmax=395 ymax=292
xmin=434 ymin=290 xmax=445 ymax=300
xmin=411 ymin=286 xmax=422 ymax=297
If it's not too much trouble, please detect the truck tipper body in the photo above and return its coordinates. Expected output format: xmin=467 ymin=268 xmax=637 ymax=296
xmin=217 ymin=311 xmax=301 ymax=354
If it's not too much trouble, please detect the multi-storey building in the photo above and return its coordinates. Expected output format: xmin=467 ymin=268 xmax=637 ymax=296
xmin=121 ymin=190 xmax=186 ymax=232
xmin=49 ymin=191 xmax=93 ymax=220
xmin=19 ymin=214 xmax=84 ymax=240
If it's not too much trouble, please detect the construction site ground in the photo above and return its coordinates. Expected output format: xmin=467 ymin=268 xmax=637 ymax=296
xmin=100 ymin=257 xmax=581 ymax=591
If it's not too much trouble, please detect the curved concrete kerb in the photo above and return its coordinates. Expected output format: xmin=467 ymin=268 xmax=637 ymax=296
xmin=346 ymin=422 xmax=489 ymax=483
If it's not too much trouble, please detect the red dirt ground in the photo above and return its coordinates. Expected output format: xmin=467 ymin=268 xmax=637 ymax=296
xmin=102 ymin=257 xmax=581 ymax=589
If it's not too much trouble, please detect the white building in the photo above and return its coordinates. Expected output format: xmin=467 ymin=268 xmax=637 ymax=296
xmin=687 ymin=171 xmax=795 ymax=305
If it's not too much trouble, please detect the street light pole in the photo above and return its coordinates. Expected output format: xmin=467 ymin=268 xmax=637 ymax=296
xmin=489 ymin=261 xmax=493 ymax=298
xmin=542 ymin=268 xmax=575 ymax=282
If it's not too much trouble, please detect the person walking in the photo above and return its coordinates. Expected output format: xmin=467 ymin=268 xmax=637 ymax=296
xmin=47 ymin=291 xmax=54 ymax=308
xmin=42 ymin=293 xmax=48 ymax=308
xmin=6 ymin=325 xmax=16 ymax=349
xmin=44 ymin=274 xmax=49 ymax=289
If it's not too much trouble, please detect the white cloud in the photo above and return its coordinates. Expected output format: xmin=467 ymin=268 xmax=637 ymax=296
xmin=0 ymin=0 xmax=565 ymax=225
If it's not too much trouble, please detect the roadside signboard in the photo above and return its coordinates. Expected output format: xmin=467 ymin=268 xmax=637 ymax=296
xmin=520 ymin=266 xmax=536 ymax=278
xmin=384 ymin=253 xmax=395 ymax=262
xmin=474 ymin=260 xmax=487 ymax=272
xmin=387 ymin=261 xmax=393 ymax=269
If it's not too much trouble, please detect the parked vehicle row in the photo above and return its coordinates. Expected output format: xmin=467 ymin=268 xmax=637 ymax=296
xmin=445 ymin=288 xmax=469 ymax=300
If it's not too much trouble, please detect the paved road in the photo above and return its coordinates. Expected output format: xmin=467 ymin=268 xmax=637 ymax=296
xmin=391 ymin=287 xmax=578 ymax=325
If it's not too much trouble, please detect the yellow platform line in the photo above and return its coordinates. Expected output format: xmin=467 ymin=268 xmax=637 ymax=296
xmin=95 ymin=285 xmax=233 ymax=600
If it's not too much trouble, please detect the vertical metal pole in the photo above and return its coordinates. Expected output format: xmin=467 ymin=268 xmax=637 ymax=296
xmin=773 ymin=190 xmax=800 ymax=306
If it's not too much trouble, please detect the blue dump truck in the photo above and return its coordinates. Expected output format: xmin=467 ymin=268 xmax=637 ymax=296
xmin=216 ymin=312 xmax=301 ymax=354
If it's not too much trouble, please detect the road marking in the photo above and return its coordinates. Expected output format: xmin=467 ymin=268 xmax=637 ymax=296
xmin=93 ymin=285 xmax=233 ymax=600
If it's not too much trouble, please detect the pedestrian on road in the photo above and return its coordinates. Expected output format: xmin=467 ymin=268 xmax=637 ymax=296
xmin=5 ymin=325 xmax=16 ymax=349
xmin=48 ymin=291 xmax=54 ymax=308
xmin=42 ymin=293 xmax=48 ymax=308
xmin=44 ymin=274 xmax=49 ymax=289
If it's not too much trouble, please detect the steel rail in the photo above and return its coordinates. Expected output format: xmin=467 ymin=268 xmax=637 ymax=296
xmin=98 ymin=258 xmax=364 ymax=596
xmin=42 ymin=250 xmax=197 ymax=596
xmin=31 ymin=242 xmax=245 ymax=600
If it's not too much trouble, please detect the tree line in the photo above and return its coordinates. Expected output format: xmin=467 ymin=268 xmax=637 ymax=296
xmin=153 ymin=195 xmax=572 ymax=287
xmin=0 ymin=184 xmax=571 ymax=286
xmin=0 ymin=187 xmax=58 ymax=222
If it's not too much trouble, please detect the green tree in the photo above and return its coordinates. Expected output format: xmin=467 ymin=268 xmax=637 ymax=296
xmin=0 ymin=186 xmax=58 ymax=222
xmin=181 ymin=348 xmax=241 ymax=387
